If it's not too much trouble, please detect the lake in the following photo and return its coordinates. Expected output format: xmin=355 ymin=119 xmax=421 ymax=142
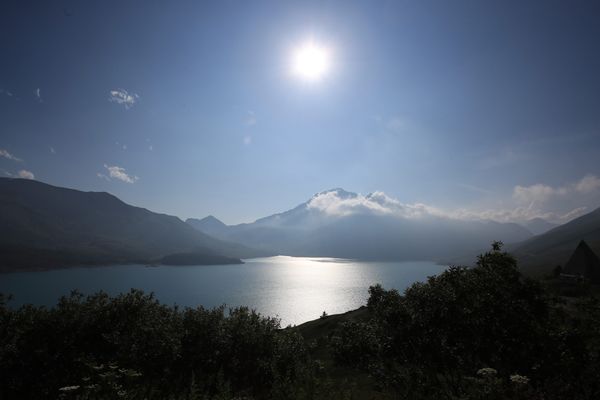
xmin=0 ymin=256 xmax=446 ymax=326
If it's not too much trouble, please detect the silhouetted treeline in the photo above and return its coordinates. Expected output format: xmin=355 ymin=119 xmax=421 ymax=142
xmin=1 ymin=243 xmax=600 ymax=399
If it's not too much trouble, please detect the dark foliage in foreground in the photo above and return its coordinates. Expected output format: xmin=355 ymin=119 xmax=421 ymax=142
xmin=2 ymin=243 xmax=600 ymax=399
xmin=0 ymin=291 xmax=315 ymax=399
xmin=331 ymin=242 xmax=600 ymax=399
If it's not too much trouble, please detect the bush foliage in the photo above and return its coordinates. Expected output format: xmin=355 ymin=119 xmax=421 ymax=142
xmin=0 ymin=291 xmax=313 ymax=399
xmin=331 ymin=242 xmax=600 ymax=399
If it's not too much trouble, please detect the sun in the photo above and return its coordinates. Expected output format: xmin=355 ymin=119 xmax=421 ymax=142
xmin=291 ymin=40 xmax=330 ymax=82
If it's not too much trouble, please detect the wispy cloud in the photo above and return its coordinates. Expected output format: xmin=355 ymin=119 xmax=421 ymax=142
xmin=444 ymin=205 xmax=588 ymax=225
xmin=0 ymin=88 xmax=13 ymax=97
xmin=49 ymin=146 xmax=56 ymax=154
xmin=0 ymin=149 xmax=22 ymax=162
xmin=245 ymin=111 xmax=257 ymax=126
xmin=109 ymin=89 xmax=139 ymax=109
xmin=243 ymin=135 xmax=252 ymax=145
xmin=145 ymin=138 xmax=154 ymax=151
xmin=17 ymin=170 xmax=35 ymax=180
xmin=35 ymin=88 xmax=43 ymax=102
xmin=100 ymin=164 xmax=138 ymax=183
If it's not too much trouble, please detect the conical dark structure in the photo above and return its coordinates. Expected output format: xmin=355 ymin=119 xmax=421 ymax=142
xmin=562 ymin=240 xmax=600 ymax=283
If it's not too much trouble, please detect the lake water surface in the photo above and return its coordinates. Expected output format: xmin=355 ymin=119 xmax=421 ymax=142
xmin=0 ymin=256 xmax=446 ymax=326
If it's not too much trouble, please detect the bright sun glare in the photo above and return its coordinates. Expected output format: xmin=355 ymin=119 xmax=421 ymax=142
xmin=291 ymin=41 xmax=330 ymax=82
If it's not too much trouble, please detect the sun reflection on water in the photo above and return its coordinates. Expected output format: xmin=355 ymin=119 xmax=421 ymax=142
xmin=241 ymin=256 xmax=444 ymax=326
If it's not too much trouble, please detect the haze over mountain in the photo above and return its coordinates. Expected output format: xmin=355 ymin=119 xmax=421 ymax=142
xmin=521 ymin=218 xmax=559 ymax=236
xmin=187 ymin=188 xmax=534 ymax=262
xmin=513 ymin=206 xmax=600 ymax=274
xmin=0 ymin=178 xmax=266 ymax=271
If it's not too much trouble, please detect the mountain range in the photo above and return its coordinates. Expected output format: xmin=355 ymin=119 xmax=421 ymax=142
xmin=187 ymin=188 xmax=535 ymax=263
xmin=3 ymin=179 xmax=598 ymax=275
xmin=0 ymin=178 xmax=268 ymax=271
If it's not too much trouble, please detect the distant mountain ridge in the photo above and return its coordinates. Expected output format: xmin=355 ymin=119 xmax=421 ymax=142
xmin=0 ymin=178 xmax=267 ymax=271
xmin=187 ymin=215 xmax=229 ymax=236
xmin=187 ymin=188 xmax=534 ymax=262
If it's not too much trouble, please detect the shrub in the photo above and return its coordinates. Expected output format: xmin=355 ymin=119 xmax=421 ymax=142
xmin=0 ymin=290 xmax=313 ymax=399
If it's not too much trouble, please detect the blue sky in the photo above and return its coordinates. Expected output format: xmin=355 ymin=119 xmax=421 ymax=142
xmin=1 ymin=0 xmax=599 ymax=224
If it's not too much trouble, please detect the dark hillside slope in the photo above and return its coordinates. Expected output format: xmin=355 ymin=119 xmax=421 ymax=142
xmin=0 ymin=178 xmax=265 ymax=271
xmin=513 ymin=207 xmax=600 ymax=275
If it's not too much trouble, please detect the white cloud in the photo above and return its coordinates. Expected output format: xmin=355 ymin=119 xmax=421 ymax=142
xmin=17 ymin=170 xmax=35 ymax=180
xmin=0 ymin=149 xmax=22 ymax=162
xmin=35 ymin=88 xmax=43 ymax=102
xmin=0 ymin=89 xmax=13 ymax=97
xmin=307 ymin=190 xmax=379 ymax=217
xmin=245 ymin=111 xmax=257 ymax=126
xmin=307 ymin=174 xmax=600 ymax=225
xmin=575 ymin=174 xmax=600 ymax=194
xmin=513 ymin=175 xmax=600 ymax=206
xmin=460 ymin=174 xmax=600 ymax=223
xmin=109 ymin=89 xmax=139 ymax=109
xmin=306 ymin=190 xmax=444 ymax=219
xmin=512 ymin=183 xmax=566 ymax=205
xmin=243 ymin=135 xmax=252 ymax=145
xmin=49 ymin=146 xmax=56 ymax=154
xmin=101 ymin=164 xmax=138 ymax=183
